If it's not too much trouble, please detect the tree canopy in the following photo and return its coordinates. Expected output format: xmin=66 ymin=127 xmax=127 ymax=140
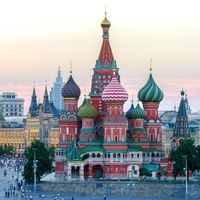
xmin=169 ymin=138 xmax=200 ymax=180
xmin=0 ymin=145 xmax=14 ymax=156
xmin=23 ymin=140 xmax=52 ymax=182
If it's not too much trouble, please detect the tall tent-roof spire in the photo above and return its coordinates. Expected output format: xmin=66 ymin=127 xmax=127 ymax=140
xmin=96 ymin=11 xmax=116 ymax=69
xmin=173 ymin=90 xmax=190 ymax=139
xmin=29 ymin=83 xmax=38 ymax=117
xmin=41 ymin=84 xmax=52 ymax=113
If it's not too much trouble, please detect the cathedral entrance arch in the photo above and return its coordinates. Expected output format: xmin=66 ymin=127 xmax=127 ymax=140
xmin=92 ymin=165 xmax=103 ymax=179
xmin=127 ymin=165 xmax=139 ymax=178
xmin=71 ymin=166 xmax=80 ymax=178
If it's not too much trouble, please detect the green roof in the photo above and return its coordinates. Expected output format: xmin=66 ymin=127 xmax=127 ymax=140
xmin=144 ymin=148 xmax=163 ymax=152
xmin=143 ymin=163 xmax=159 ymax=171
xmin=127 ymin=146 xmax=143 ymax=152
xmin=67 ymin=140 xmax=81 ymax=161
xmin=56 ymin=147 xmax=64 ymax=151
xmin=79 ymin=146 xmax=104 ymax=155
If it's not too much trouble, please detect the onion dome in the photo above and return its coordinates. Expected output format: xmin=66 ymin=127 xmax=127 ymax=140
xmin=126 ymin=102 xmax=135 ymax=119
xmin=138 ymin=73 xmax=164 ymax=103
xmin=133 ymin=103 xmax=147 ymax=119
xmin=62 ymin=74 xmax=81 ymax=98
xmin=102 ymin=72 xmax=128 ymax=102
xmin=78 ymin=100 xmax=98 ymax=118
xmin=101 ymin=12 xmax=111 ymax=28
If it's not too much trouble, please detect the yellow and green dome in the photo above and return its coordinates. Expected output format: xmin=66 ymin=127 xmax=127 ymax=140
xmin=133 ymin=103 xmax=146 ymax=119
xmin=78 ymin=100 xmax=98 ymax=118
xmin=138 ymin=74 xmax=164 ymax=102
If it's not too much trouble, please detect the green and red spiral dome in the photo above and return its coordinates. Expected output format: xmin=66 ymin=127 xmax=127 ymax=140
xmin=133 ymin=103 xmax=147 ymax=119
xmin=62 ymin=75 xmax=81 ymax=98
xmin=138 ymin=74 xmax=164 ymax=103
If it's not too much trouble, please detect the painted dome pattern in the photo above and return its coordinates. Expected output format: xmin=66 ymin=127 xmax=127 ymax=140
xmin=62 ymin=75 xmax=81 ymax=98
xmin=78 ymin=100 xmax=98 ymax=118
xmin=126 ymin=103 xmax=135 ymax=119
xmin=133 ymin=103 xmax=147 ymax=119
xmin=138 ymin=74 xmax=164 ymax=102
xmin=102 ymin=72 xmax=128 ymax=102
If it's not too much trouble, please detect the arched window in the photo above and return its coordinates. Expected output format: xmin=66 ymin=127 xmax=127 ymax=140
xmin=117 ymin=153 xmax=120 ymax=158
xmin=152 ymin=153 xmax=155 ymax=157
xmin=92 ymin=153 xmax=96 ymax=158
xmin=113 ymin=153 xmax=116 ymax=158
xmin=97 ymin=153 xmax=101 ymax=158
xmin=115 ymin=136 xmax=118 ymax=142
xmin=150 ymin=134 xmax=154 ymax=142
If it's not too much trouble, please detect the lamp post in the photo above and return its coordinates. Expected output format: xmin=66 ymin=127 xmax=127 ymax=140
xmin=33 ymin=148 xmax=38 ymax=193
xmin=183 ymin=155 xmax=188 ymax=200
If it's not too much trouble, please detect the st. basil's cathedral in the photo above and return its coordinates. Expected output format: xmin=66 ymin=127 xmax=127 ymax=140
xmin=55 ymin=13 xmax=165 ymax=180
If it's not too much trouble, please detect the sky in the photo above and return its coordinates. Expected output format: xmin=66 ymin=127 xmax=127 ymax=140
xmin=0 ymin=0 xmax=200 ymax=114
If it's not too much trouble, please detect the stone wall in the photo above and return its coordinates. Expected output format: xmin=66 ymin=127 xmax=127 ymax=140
xmin=30 ymin=182 xmax=200 ymax=199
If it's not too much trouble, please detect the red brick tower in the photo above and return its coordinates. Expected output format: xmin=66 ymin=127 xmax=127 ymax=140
xmin=102 ymin=71 xmax=128 ymax=150
xmin=90 ymin=12 xmax=120 ymax=113
xmin=138 ymin=70 xmax=164 ymax=150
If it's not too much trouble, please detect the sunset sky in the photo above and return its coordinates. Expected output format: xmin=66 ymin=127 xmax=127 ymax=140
xmin=0 ymin=0 xmax=200 ymax=114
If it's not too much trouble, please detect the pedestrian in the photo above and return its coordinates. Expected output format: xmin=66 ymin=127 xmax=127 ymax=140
xmin=103 ymin=195 xmax=107 ymax=200
xmin=72 ymin=196 xmax=74 ymax=200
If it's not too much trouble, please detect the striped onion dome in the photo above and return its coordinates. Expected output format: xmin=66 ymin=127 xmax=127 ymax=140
xmin=102 ymin=72 xmax=128 ymax=102
xmin=138 ymin=74 xmax=164 ymax=102
xmin=126 ymin=102 xmax=135 ymax=119
xmin=78 ymin=100 xmax=98 ymax=118
xmin=62 ymin=75 xmax=81 ymax=98
xmin=133 ymin=103 xmax=147 ymax=119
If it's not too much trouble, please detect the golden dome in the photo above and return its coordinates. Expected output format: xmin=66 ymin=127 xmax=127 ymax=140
xmin=101 ymin=12 xmax=111 ymax=28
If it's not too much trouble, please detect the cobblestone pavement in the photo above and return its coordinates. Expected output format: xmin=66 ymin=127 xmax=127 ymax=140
xmin=0 ymin=160 xmax=188 ymax=200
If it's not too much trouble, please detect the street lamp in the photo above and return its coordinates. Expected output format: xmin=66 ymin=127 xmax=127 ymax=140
xmin=183 ymin=155 xmax=188 ymax=200
xmin=33 ymin=148 xmax=38 ymax=193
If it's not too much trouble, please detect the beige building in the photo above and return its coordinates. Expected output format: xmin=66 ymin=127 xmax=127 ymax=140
xmin=0 ymin=127 xmax=25 ymax=156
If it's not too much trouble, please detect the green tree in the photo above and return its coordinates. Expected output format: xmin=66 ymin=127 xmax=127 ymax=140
xmin=49 ymin=146 xmax=55 ymax=160
xmin=23 ymin=140 xmax=52 ymax=182
xmin=139 ymin=167 xmax=151 ymax=177
xmin=0 ymin=146 xmax=4 ymax=155
xmin=169 ymin=138 xmax=196 ymax=181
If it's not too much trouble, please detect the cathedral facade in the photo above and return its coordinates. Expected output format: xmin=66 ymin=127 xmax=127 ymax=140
xmin=55 ymin=13 xmax=164 ymax=180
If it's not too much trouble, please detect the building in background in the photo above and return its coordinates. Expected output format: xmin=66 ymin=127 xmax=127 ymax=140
xmin=170 ymin=90 xmax=191 ymax=149
xmin=0 ymin=92 xmax=24 ymax=117
xmin=50 ymin=67 xmax=64 ymax=111
xmin=25 ymin=85 xmax=59 ymax=148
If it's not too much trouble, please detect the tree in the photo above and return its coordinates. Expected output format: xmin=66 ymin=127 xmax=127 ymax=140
xmin=23 ymin=140 xmax=52 ymax=182
xmin=169 ymin=138 xmax=196 ymax=181
xmin=49 ymin=146 xmax=55 ymax=160
xmin=139 ymin=167 xmax=151 ymax=177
